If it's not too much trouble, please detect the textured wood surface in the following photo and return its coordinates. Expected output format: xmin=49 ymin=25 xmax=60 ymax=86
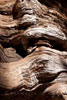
xmin=0 ymin=0 xmax=67 ymax=100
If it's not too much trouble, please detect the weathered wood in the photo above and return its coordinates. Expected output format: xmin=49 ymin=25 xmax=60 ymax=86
xmin=0 ymin=46 xmax=67 ymax=99
xmin=0 ymin=44 xmax=22 ymax=63
xmin=0 ymin=0 xmax=67 ymax=100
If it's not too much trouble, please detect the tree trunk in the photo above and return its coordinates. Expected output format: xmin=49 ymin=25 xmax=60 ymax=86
xmin=0 ymin=0 xmax=67 ymax=100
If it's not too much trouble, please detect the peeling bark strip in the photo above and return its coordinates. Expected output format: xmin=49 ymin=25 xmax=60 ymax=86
xmin=0 ymin=0 xmax=67 ymax=100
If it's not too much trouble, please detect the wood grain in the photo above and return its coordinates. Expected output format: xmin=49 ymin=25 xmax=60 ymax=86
xmin=0 ymin=0 xmax=67 ymax=100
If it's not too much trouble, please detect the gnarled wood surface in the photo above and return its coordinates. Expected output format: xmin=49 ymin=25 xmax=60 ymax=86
xmin=0 ymin=0 xmax=67 ymax=100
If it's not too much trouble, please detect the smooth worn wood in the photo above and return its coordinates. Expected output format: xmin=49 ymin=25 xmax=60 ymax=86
xmin=0 ymin=0 xmax=67 ymax=100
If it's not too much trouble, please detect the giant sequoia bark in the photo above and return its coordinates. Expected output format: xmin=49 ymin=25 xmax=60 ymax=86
xmin=0 ymin=0 xmax=67 ymax=100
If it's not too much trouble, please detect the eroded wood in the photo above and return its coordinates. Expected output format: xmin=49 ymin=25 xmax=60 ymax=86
xmin=0 ymin=0 xmax=67 ymax=100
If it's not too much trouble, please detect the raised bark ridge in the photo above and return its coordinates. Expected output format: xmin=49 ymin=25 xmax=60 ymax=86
xmin=0 ymin=0 xmax=67 ymax=100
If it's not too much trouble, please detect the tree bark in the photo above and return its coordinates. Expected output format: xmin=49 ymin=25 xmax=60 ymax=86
xmin=0 ymin=0 xmax=67 ymax=100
